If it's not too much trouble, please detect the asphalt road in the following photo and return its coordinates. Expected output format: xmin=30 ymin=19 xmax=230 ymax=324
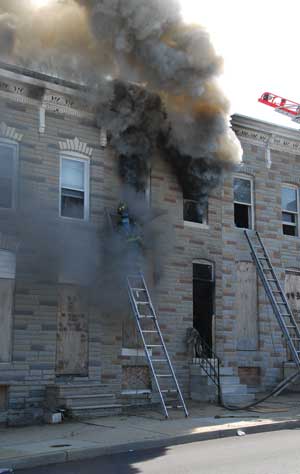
xmin=17 ymin=428 xmax=300 ymax=474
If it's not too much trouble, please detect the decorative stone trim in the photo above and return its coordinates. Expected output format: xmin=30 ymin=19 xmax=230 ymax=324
xmin=100 ymin=128 xmax=107 ymax=148
xmin=39 ymin=106 xmax=46 ymax=134
xmin=235 ymin=163 xmax=255 ymax=176
xmin=234 ymin=126 xmax=300 ymax=155
xmin=59 ymin=137 xmax=93 ymax=157
xmin=0 ymin=232 xmax=19 ymax=252
xmin=0 ymin=122 xmax=23 ymax=142
xmin=0 ymin=73 xmax=94 ymax=119
xmin=234 ymin=126 xmax=270 ymax=145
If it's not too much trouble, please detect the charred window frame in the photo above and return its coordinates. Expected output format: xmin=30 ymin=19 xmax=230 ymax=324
xmin=282 ymin=185 xmax=299 ymax=237
xmin=59 ymin=153 xmax=90 ymax=221
xmin=183 ymin=198 xmax=208 ymax=226
xmin=233 ymin=176 xmax=254 ymax=229
xmin=0 ymin=140 xmax=18 ymax=210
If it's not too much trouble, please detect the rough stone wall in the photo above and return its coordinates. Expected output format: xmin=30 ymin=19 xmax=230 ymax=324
xmin=2 ymin=69 xmax=300 ymax=424
xmin=150 ymin=154 xmax=223 ymax=396
xmin=223 ymin=116 xmax=300 ymax=390
xmin=0 ymin=89 xmax=126 ymax=423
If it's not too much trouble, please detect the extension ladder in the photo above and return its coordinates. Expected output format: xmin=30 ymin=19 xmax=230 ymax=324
xmin=127 ymin=271 xmax=189 ymax=418
xmin=245 ymin=230 xmax=300 ymax=369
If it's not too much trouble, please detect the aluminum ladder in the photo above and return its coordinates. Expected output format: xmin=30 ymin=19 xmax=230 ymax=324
xmin=127 ymin=271 xmax=189 ymax=418
xmin=245 ymin=230 xmax=300 ymax=369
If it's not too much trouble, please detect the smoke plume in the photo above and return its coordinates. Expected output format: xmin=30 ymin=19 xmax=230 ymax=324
xmin=0 ymin=0 xmax=242 ymax=294
xmin=0 ymin=0 xmax=241 ymax=201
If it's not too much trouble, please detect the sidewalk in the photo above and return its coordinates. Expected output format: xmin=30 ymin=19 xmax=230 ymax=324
xmin=1 ymin=393 xmax=300 ymax=471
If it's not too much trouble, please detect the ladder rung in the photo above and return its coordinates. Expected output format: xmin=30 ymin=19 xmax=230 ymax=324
xmin=156 ymin=374 xmax=172 ymax=377
xmin=132 ymin=288 xmax=146 ymax=291
xmin=139 ymin=315 xmax=155 ymax=319
xmin=142 ymin=330 xmax=157 ymax=333
xmin=147 ymin=344 xmax=161 ymax=348
xmin=286 ymin=325 xmax=296 ymax=329
xmin=161 ymin=389 xmax=177 ymax=393
xmin=151 ymin=359 xmax=166 ymax=362
xmin=136 ymin=301 xmax=150 ymax=305
xmin=267 ymin=279 xmax=276 ymax=282
xmin=165 ymin=405 xmax=183 ymax=409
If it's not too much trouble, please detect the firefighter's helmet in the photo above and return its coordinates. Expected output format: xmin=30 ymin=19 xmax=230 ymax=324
xmin=117 ymin=202 xmax=128 ymax=215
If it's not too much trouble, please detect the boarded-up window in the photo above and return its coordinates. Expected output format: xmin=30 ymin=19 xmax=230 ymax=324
xmin=285 ymin=271 xmax=300 ymax=326
xmin=0 ymin=250 xmax=15 ymax=363
xmin=56 ymin=286 xmax=89 ymax=376
xmin=236 ymin=261 xmax=258 ymax=350
xmin=0 ymin=386 xmax=8 ymax=410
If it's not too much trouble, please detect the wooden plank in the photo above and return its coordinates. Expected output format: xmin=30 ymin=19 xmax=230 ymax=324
xmin=285 ymin=271 xmax=300 ymax=325
xmin=0 ymin=279 xmax=14 ymax=362
xmin=0 ymin=251 xmax=16 ymax=279
xmin=0 ymin=386 xmax=7 ymax=410
xmin=56 ymin=285 xmax=89 ymax=376
xmin=236 ymin=261 xmax=258 ymax=350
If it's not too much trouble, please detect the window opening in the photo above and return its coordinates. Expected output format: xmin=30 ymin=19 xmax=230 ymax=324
xmin=233 ymin=177 xmax=253 ymax=229
xmin=183 ymin=197 xmax=208 ymax=225
xmin=60 ymin=156 xmax=89 ymax=220
xmin=0 ymin=142 xmax=17 ymax=209
xmin=282 ymin=186 xmax=298 ymax=237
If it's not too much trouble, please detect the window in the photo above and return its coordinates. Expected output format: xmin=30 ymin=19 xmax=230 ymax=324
xmin=60 ymin=155 xmax=89 ymax=220
xmin=282 ymin=186 xmax=298 ymax=236
xmin=233 ymin=176 xmax=253 ymax=229
xmin=0 ymin=250 xmax=16 ymax=363
xmin=183 ymin=198 xmax=208 ymax=225
xmin=0 ymin=141 xmax=18 ymax=209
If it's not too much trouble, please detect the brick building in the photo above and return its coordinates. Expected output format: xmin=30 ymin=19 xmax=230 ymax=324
xmin=0 ymin=62 xmax=299 ymax=425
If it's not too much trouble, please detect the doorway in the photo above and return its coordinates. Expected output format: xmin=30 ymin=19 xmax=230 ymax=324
xmin=193 ymin=262 xmax=214 ymax=353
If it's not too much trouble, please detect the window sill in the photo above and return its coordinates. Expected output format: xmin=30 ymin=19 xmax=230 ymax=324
xmin=282 ymin=233 xmax=300 ymax=240
xmin=121 ymin=348 xmax=151 ymax=357
xmin=234 ymin=226 xmax=254 ymax=231
xmin=60 ymin=215 xmax=89 ymax=223
xmin=0 ymin=362 xmax=13 ymax=369
xmin=184 ymin=221 xmax=209 ymax=230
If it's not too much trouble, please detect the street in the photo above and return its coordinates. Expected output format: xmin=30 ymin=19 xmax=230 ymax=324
xmin=17 ymin=428 xmax=300 ymax=474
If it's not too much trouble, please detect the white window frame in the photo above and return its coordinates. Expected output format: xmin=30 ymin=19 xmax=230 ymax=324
xmin=0 ymin=138 xmax=19 ymax=211
xmin=183 ymin=198 xmax=209 ymax=229
xmin=281 ymin=184 xmax=299 ymax=237
xmin=233 ymin=174 xmax=254 ymax=230
xmin=59 ymin=151 xmax=90 ymax=221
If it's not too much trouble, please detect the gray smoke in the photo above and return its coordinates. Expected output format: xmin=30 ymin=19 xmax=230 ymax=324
xmin=0 ymin=0 xmax=242 ymax=292
xmin=76 ymin=0 xmax=241 ymax=201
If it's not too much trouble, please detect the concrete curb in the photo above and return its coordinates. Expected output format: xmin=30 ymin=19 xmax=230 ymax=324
xmin=2 ymin=418 xmax=300 ymax=471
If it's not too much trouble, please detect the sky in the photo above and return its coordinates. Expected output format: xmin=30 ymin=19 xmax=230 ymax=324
xmin=180 ymin=0 xmax=300 ymax=130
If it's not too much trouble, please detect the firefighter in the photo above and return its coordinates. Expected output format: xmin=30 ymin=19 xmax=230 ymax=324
xmin=117 ymin=202 xmax=131 ymax=237
xmin=117 ymin=202 xmax=143 ymax=248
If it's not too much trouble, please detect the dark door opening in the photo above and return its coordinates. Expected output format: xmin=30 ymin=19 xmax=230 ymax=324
xmin=193 ymin=263 xmax=214 ymax=355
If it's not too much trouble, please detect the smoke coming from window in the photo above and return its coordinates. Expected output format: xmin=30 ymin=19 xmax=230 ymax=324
xmin=0 ymin=0 xmax=242 ymax=204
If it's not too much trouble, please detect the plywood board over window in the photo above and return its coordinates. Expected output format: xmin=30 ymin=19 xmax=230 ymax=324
xmin=0 ymin=250 xmax=16 ymax=363
xmin=285 ymin=271 xmax=300 ymax=326
xmin=56 ymin=286 xmax=89 ymax=376
xmin=236 ymin=261 xmax=258 ymax=350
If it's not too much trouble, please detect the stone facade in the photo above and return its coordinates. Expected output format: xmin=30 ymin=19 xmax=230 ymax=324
xmin=0 ymin=63 xmax=300 ymax=425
